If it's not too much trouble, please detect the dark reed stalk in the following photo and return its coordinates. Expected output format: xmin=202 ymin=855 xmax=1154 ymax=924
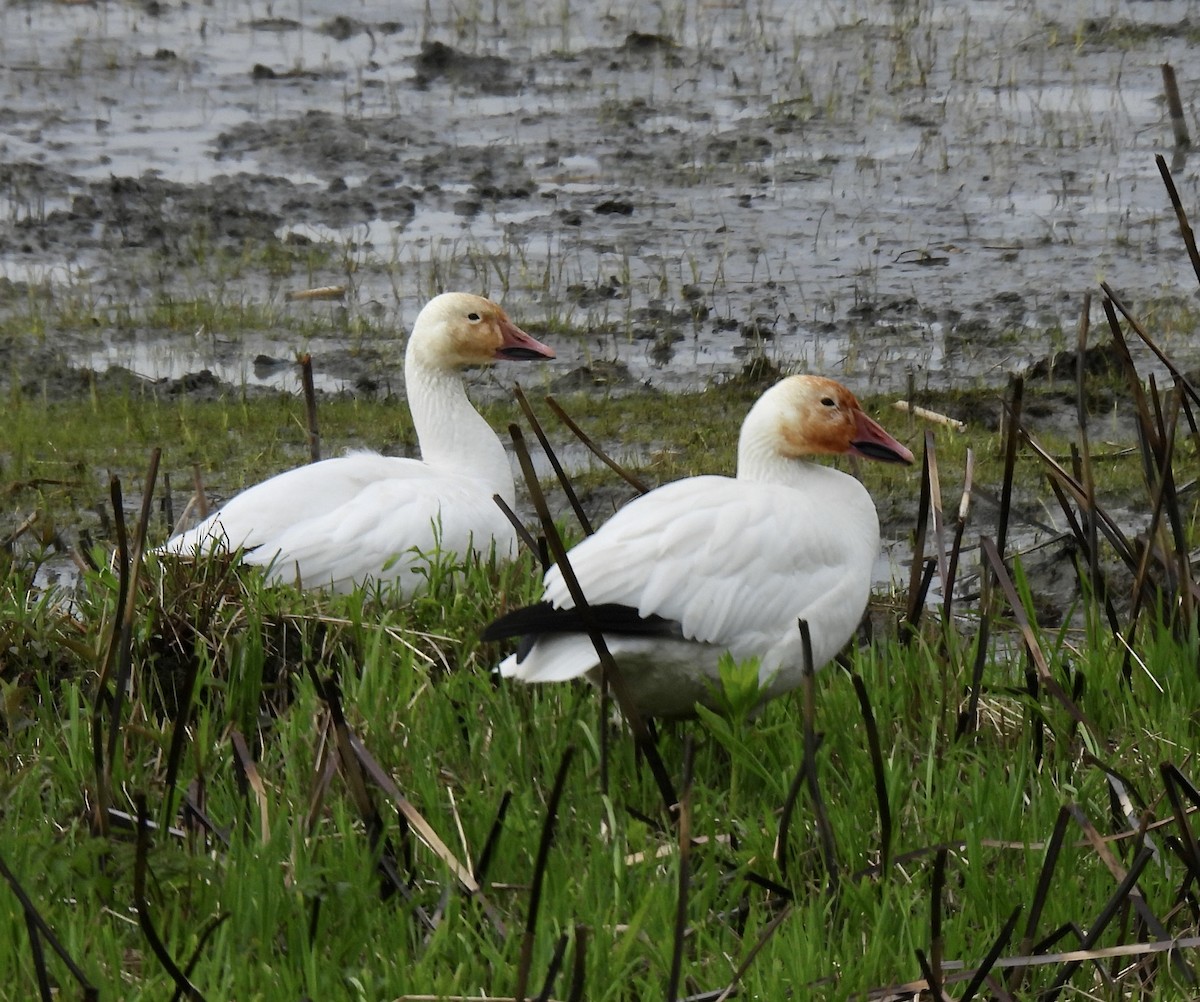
xmin=507 ymin=423 xmax=679 ymax=820
xmin=0 ymin=855 xmax=98 ymax=1000
xmin=533 ymin=934 xmax=569 ymax=1002
xmin=24 ymin=913 xmax=51 ymax=1002
xmin=91 ymin=474 xmax=129 ymax=834
xmin=492 ymin=494 xmax=542 ymax=560
xmin=567 ymin=925 xmax=587 ymax=1002
xmin=514 ymin=384 xmax=593 ymax=535
xmin=953 ymin=586 xmax=989 ymax=741
xmin=473 ymin=790 xmax=513 ymax=886
xmin=177 ymin=913 xmax=231 ymax=998
xmin=711 ymin=902 xmax=794 ymax=1002
xmin=667 ymin=737 xmax=694 ymax=1002
xmin=903 ymin=434 xmax=933 ymax=639
xmin=1043 ymin=475 xmax=1124 ymax=651
xmin=1073 ymin=292 xmax=1101 ymax=590
xmin=981 ymin=537 xmax=1098 ymax=740
xmin=774 ymin=742 xmax=813 ymax=884
xmin=1162 ymin=66 xmax=1191 ymax=148
xmin=299 ymin=353 xmax=321 ymax=462
xmin=1100 ymin=298 xmax=1163 ymax=494
xmin=347 ymin=731 xmax=505 ymax=932
xmin=1021 ymin=807 xmax=1071 ymax=957
xmin=913 ymin=949 xmax=945 ymax=1001
xmin=543 ymin=394 xmax=651 ymax=495
xmin=996 ymin=376 xmax=1023 ymax=561
xmin=1066 ymin=804 xmax=1192 ymax=983
xmin=941 ymin=448 xmax=973 ymax=626
xmin=135 ymin=795 xmax=205 ymax=1000
xmin=192 ymin=462 xmax=210 ymax=520
xmin=959 ymin=906 xmax=1022 ymax=1002
xmin=1018 ymin=431 xmax=1137 ymax=569
xmin=1160 ymin=765 xmax=1200 ymax=886
xmin=162 ymin=470 xmax=174 ymax=536
xmin=924 ymin=430 xmax=948 ymax=608
xmin=929 ymin=847 xmax=948 ymax=987
xmin=1041 ymin=846 xmax=1156 ymax=1002
xmin=161 ymin=628 xmax=208 ymax=828
xmin=846 ymin=667 xmax=892 ymax=872
xmin=107 ymin=449 xmax=161 ymax=784
xmin=514 ymin=744 xmax=575 ymax=1002
xmin=799 ymin=619 xmax=839 ymax=893
xmin=1156 ymin=155 xmax=1200 ymax=291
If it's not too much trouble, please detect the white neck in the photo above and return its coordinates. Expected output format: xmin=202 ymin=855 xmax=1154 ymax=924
xmin=404 ymin=354 xmax=516 ymax=505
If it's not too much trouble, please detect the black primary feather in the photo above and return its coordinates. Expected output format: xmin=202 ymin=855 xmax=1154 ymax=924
xmin=482 ymin=602 xmax=680 ymax=664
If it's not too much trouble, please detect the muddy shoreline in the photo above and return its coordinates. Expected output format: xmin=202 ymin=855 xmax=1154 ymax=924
xmin=4 ymin=1 xmax=1200 ymax=400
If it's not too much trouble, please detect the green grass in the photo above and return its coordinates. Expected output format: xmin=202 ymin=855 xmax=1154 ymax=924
xmin=2 ymin=364 xmax=1199 ymax=999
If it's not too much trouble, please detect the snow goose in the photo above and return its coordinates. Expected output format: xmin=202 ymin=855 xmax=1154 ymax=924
xmin=162 ymin=292 xmax=554 ymax=594
xmin=483 ymin=375 xmax=914 ymax=718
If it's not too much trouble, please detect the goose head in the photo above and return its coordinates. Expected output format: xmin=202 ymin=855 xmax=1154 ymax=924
xmin=744 ymin=375 xmax=915 ymax=466
xmin=408 ymin=292 xmax=555 ymax=370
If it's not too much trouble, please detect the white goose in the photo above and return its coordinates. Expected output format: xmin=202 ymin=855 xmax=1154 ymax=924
xmin=163 ymin=292 xmax=554 ymax=594
xmin=484 ymin=375 xmax=913 ymax=718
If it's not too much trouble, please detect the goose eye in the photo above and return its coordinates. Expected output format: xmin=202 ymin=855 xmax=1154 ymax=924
xmin=821 ymin=396 xmax=836 ymax=407
xmin=467 ymin=312 xmax=482 ymax=323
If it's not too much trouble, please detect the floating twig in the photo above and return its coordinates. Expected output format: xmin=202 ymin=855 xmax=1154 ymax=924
xmin=892 ymin=400 xmax=966 ymax=431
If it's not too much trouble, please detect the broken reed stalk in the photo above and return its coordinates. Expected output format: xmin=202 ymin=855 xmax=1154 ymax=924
xmin=0 ymin=854 xmax=99 ymax=1000
xmin=1101 ymin=280 xmax=1200 ymax=411
xmin=928 ymin=848 xmax=948 ymax=992
xmin=958 ymin=906 xmax=1022 ymax=1002
xmin=1160 ymin=764 xmax=1200 ymax=885
xmin=514 ymin=385 xmax=593 ymax=535
xmin=711 ymin=902 xmax=795 ymax=1002
xmin=1156 ymin=155 xmax=1200 ymax=293
xmin=924 ymin=430 xmax=948 ymax=611
xmin=980 ymin=537 xmax=1099 ymax=744
xmin=105 ymin=450 xmax=162 ymax=798
xmin=533 ymin=935 xmax=569 ymax=1002
xmin=91 ymin=475 xmax=128 ymax=833
xmin=1074 ymin=292 xmax=1100 ymax=593
xmin=941 ymin=448 xmax=973 ymax=627
xmin=299 ymin=353 xmax=321 ymax=463
xmin=903 ymin=434 xmax=933 ymax=638
xmin=543 ymin=395 xmax=651 ymax=495
xmin=1008 ymin=807 xmax=1071 ymax=994
xmin=567 ymin=925 xmax=587 ymax=1002
xmin=135 ymin=795 xmax=205 ymax=1000
xmin=953 ymin=588 xmax=990 ymax=741
xmin=666 ymin=737 xmax=694 ymax=1002
xmin=513 ymin=744 xmax=575 ymax=1002
xmin=1162 ymin=65 xmax=1191 ymax=148
xmin=1041 ymin=845 xmax=1157 ymax=1002
xmin=507 ymin=423 xmax=679 ymax=822
xmin=996 ymin=376 xmax=1022 ymax=561
xmin=774 ymin=738 xmax=816 ymax=884
xmin=492 ymin=494 xmax=542 ymax=560
xmin=845 ymin=665 xmax=892 ymax=872
xmin=799 ymin=619 xmax=839 ymax=893
xmin=472 ymin=790 xmax=513 ymax=886
xmin=1065 ymin=804 xmax=1192 ymax=983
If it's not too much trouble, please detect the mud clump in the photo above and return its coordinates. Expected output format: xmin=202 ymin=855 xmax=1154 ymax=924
xmin=413 ymin=41 xmax=518 ymax=95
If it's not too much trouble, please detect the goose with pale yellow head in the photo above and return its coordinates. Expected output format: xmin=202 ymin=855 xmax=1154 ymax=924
xmin=163 ymin=292 xmax=554 ymax=594
xmin=484 ymin=374 xmax=913 ymax=718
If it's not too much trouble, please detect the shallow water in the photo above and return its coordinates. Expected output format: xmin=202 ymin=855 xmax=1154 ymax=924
xmin=3 ymin=0 xmax=1200 ymax=396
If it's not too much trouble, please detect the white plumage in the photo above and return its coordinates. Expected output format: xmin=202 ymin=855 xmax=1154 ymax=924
xmin=161 ymin=292 xmax=554 ymax=594
xmin=486 ymin=375 xmax=913 ymax=718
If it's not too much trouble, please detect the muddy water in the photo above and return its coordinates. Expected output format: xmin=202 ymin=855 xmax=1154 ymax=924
xmin=4 ymin=0 xmax=1200 ymax=399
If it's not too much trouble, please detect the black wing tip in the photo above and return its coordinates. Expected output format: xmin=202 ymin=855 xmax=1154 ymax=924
xmin=482 ymin=602 xmax=681 ymax=650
